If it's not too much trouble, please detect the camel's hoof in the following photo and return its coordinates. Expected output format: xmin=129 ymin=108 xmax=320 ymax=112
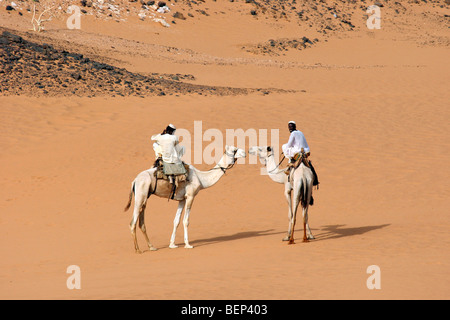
xmin=303 ymin=238 xmax=310 ymax=243
xmin=288 ymin=240 xmax=295 ymax=245
xmin=282 ymin=236 xmax=290 ymax=241
xmin=169 ymin=244 xmax=178 ymax=249
xmin=135 ymin=250 xmax=143 ymax=254
xmin=149 ymin=246 xmax=158 ymax=251
xmin=184 ymin=244 xmax=194 ymax=249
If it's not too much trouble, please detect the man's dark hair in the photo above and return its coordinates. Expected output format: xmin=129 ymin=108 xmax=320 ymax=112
xmin=163 ymin=125 xmax=175 ymax=135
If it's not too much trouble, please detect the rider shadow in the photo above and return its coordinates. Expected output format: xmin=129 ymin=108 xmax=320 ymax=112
xmin=190 ymin=229 xmax=285 ymax=248
xmin=314 ymin=224 xmax=390 ymax=241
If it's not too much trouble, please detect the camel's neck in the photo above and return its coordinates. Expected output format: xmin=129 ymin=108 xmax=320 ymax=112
xmin=265 ymin=154 xmax=286 ymax=184
xmin=194 ymin=154 xmax=233 ymax=189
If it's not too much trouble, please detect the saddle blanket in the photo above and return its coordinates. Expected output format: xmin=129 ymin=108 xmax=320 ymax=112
xmin=163 ymin=162 xmax=187 ymax=176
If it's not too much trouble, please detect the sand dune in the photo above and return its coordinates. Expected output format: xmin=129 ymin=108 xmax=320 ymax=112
xmin=0 ymin=0 xmax=449 ymax=300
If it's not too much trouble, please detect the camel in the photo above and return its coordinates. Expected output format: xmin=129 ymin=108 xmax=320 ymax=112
xmin=249 ymin=146 xmax=314 ymax=244
xmin=124 ymin=145 xmax=246 ymax=253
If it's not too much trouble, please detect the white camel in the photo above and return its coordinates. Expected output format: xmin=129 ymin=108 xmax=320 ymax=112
xmin=249 ymin=146 xmax=314 ymax=244
xmin=124 ymin=145 xmax=246 ymax=253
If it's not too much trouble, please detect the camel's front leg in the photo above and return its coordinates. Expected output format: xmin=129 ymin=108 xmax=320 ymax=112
xmin=169 ymin=200 xmax=185 ymax=248
xmin=183 ymin=196 xmax=195 ymax=249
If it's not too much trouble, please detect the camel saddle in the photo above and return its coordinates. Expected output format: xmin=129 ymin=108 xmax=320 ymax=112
xmin=288 ymin=149 xmax=311 ymax=171
xmin=153 ymin=158 xmax=190 ymax=199
xmin=154 ymin=158 xmax=189 ymax=179
xmin=285 ymin=148 xmax=319 ymax=189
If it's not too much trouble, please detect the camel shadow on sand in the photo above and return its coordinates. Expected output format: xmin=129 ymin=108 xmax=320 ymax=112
xmin=190 ymin=224 xmax=390 ymax=247
xmin=159 ymin=224 xmax=390 ymax=250
xmin=143 ymin=230 xmax=281 ymax=252
xmin=313 ymin=224 xmax=390 ymax=241
xmin=190 ymin=229 xmax=284 ymax=248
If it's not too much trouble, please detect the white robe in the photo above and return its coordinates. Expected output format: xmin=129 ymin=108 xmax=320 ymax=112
xmin=151 ymin=133 xmax=185 ymax=164
xmin=282 ymin=130 xmax=310 ymax=159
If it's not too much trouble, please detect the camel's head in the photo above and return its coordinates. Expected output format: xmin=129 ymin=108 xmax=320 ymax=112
xmin=225 ymin=145 xmax=246 ymax=161
xmin=249 ymin=146 xmax=273 ymax=160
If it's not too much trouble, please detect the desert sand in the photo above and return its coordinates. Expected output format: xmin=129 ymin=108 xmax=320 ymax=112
xmin=0 ymin=0 xmax=449 ymax=300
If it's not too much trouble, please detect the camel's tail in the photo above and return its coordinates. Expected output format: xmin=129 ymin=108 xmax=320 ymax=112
xmin=300 ymin=176 xmax=309 ymax=208
xmin=124 ymin=181 xmax=135 ymax=212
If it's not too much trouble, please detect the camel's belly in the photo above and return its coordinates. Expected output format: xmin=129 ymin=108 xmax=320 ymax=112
xmin=153 ymin=179 xmax=186 ymax=201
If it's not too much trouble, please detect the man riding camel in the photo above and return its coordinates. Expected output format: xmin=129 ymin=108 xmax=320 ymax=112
xmin=282 ymin=121 xmax=310 ymax=160
xmin=151 ymin=124 xmax=185 ymax=164
xmin=151 ymin=124 xmax=187 ymax=199
xmin=282 ymin=121 xmax=319 ymax=188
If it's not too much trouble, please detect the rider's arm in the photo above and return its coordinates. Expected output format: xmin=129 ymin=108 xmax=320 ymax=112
xmin=151 ymin=133 xmax=161 ymax=141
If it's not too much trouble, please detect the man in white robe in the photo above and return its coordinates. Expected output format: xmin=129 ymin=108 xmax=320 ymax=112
xmin=282 ymin=121 xmax=319 ymax=197
xmin=151 ymin=124 xmax=187 ymax=199
xmin=151 ymin=124 xmax=185 ymax=164
xmin=282 ymin=121 xmax=310 ymax=160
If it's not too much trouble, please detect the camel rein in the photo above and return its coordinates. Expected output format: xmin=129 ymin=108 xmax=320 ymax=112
xmin=211 ymin=150 xmax=238 ymax=174
xmin=266 ymin=151 xmax=286 ymax=174
xmin=145 ymin=150 xmax=237 ymax=198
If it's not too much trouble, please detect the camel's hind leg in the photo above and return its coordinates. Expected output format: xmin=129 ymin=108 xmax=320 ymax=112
xmin=288 ymin=196 xmax=300 ymax=245
xmin=303 ymin=206 xmax=314 ymax=240
xmin=139 ymin=205 xmax=157 ymax=251
xmin=130 ymin=204 xmax=143 ymax=254
xmin=303 ymin=182 xmax=314 ymax=241
xmin=130 ymin=190 xmax=148 ymax=254
xmin=302 ymin=208 xmax=309 ymax=243
xmin=283 ymin=186 xmax=293 ymax=241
